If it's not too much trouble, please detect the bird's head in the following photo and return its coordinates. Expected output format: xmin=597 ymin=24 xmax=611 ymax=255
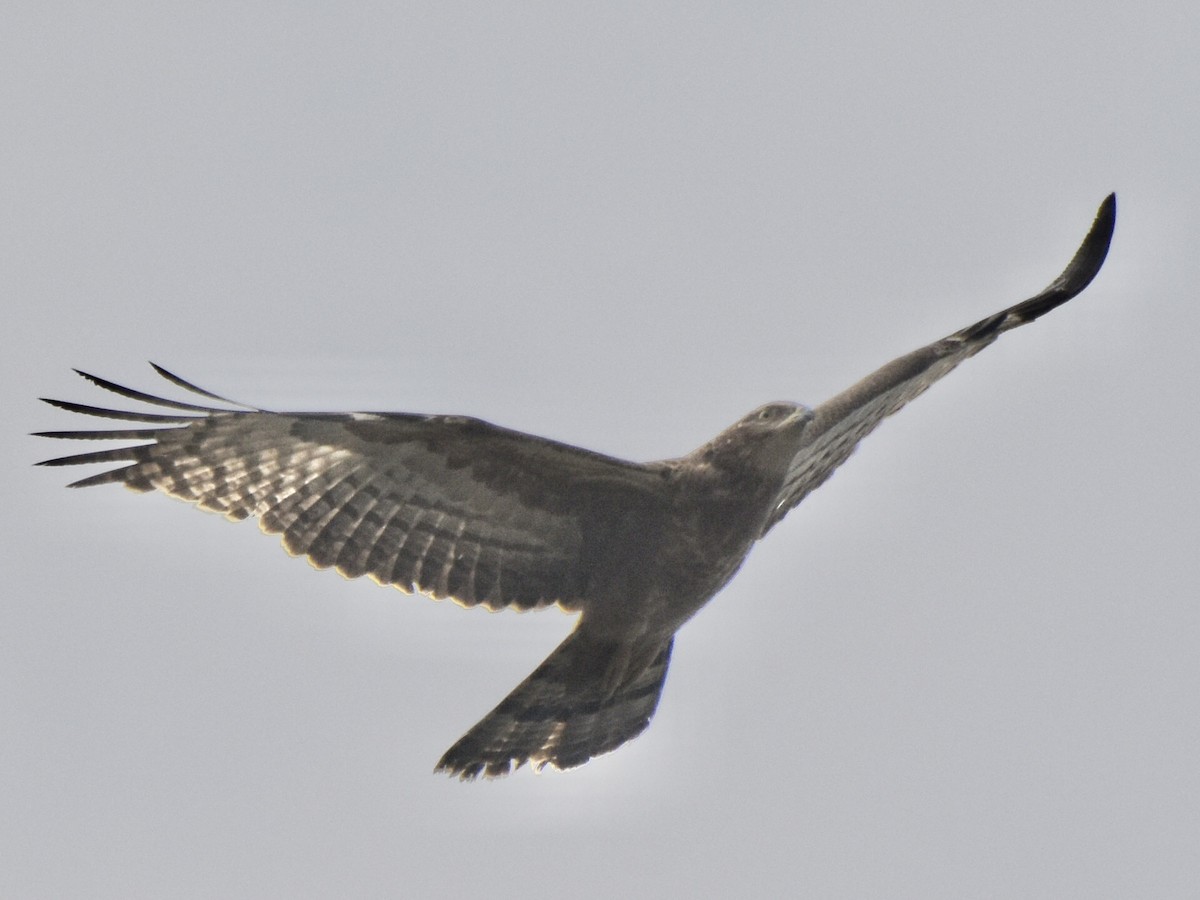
xmin=697 ymin=402 xmax=812 ymax=478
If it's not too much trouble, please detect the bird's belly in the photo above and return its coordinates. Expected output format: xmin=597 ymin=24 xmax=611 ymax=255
xmin=656 ymin=486 xmax=778 ymax=628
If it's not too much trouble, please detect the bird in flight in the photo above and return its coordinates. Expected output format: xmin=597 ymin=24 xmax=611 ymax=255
xmin=37 ymin=195 xmax=1116 ymax=779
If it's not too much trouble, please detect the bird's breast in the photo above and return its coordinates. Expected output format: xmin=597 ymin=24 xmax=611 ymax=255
xmin=641 ymin=480 xmax=773 ymax=631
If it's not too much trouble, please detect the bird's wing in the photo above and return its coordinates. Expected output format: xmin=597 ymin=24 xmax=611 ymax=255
xmin=37 ymin=366 xmax=663 ymax=612
xmin=761 ymin=194 xmax=1116 ymax=536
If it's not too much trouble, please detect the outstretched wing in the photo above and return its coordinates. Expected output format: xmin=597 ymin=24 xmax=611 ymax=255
xmin=762 ymin=194 xmax=1116 ymax=535
xmin=36 ymin=366 xmax=663 ymax=612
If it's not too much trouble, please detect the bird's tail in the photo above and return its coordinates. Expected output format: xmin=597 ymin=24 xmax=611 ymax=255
xmin=436 ymin=627 xmax=674 ymax=779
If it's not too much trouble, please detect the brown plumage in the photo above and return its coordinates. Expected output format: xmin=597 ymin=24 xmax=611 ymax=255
xmin=36 ymin=195 xmax=1115 ymax=779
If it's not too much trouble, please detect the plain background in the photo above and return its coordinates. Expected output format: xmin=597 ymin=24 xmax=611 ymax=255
xmin=4 ymin=3 xmax=1198 ymax=898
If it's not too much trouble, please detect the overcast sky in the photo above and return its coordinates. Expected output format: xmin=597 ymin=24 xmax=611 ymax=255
xmin=4 ymin=3 xmax=1198 ymax=898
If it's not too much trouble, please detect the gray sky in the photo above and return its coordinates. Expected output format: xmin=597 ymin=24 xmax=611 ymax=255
xmin=4 ymin=3 xmax=1198 ymax=898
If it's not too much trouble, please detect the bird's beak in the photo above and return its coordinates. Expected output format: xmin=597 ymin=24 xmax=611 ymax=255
xmin=784 ymin=407 xmax=812 ymax=430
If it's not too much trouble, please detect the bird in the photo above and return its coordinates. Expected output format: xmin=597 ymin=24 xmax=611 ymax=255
xmin=36 ymin=194 xmax=1116 ymax=779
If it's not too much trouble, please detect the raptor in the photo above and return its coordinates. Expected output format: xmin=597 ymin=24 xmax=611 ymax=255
xmin=37 ymin=194 xmax=1116 ymax=779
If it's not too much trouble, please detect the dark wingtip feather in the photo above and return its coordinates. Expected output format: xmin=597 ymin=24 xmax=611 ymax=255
xmin=32 ymin=428 xmax=162 ymax=440
xmin=35 ymin=446 xmax=147 ymax=468
xmin=149 ymin=362 xmax=252 ymax=408
xmin=1015 ymin=192 xmax=1116 ymax=323
xmin=959 ymin=194 xmax=1117 ymax=342
xmin=71 ymin=369 xmax=228 ymax=413
xmin=39 ymin=397 xmax=200 ymax=423
xmin=1041 ymin=192 xmax=1116 ymax=301
xmin=65 ymin=467 xmax=141 ymax=489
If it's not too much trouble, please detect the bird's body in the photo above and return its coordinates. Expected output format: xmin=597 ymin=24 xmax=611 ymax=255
xmin=36 ymin=195 xmax=1116 ymax=778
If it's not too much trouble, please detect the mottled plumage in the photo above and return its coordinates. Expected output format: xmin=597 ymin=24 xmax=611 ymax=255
xmin=36 ymin=195 xmax=1115 ymax=779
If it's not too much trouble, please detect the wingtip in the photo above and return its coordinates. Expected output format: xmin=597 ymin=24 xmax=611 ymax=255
xmin=1037 ymin=192 xmax=1117 ymax=305
xmin=1097 ymin=191 xmax=1117 ymax=237
xmin=147 ymin=361 xmax=255 ymax=408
